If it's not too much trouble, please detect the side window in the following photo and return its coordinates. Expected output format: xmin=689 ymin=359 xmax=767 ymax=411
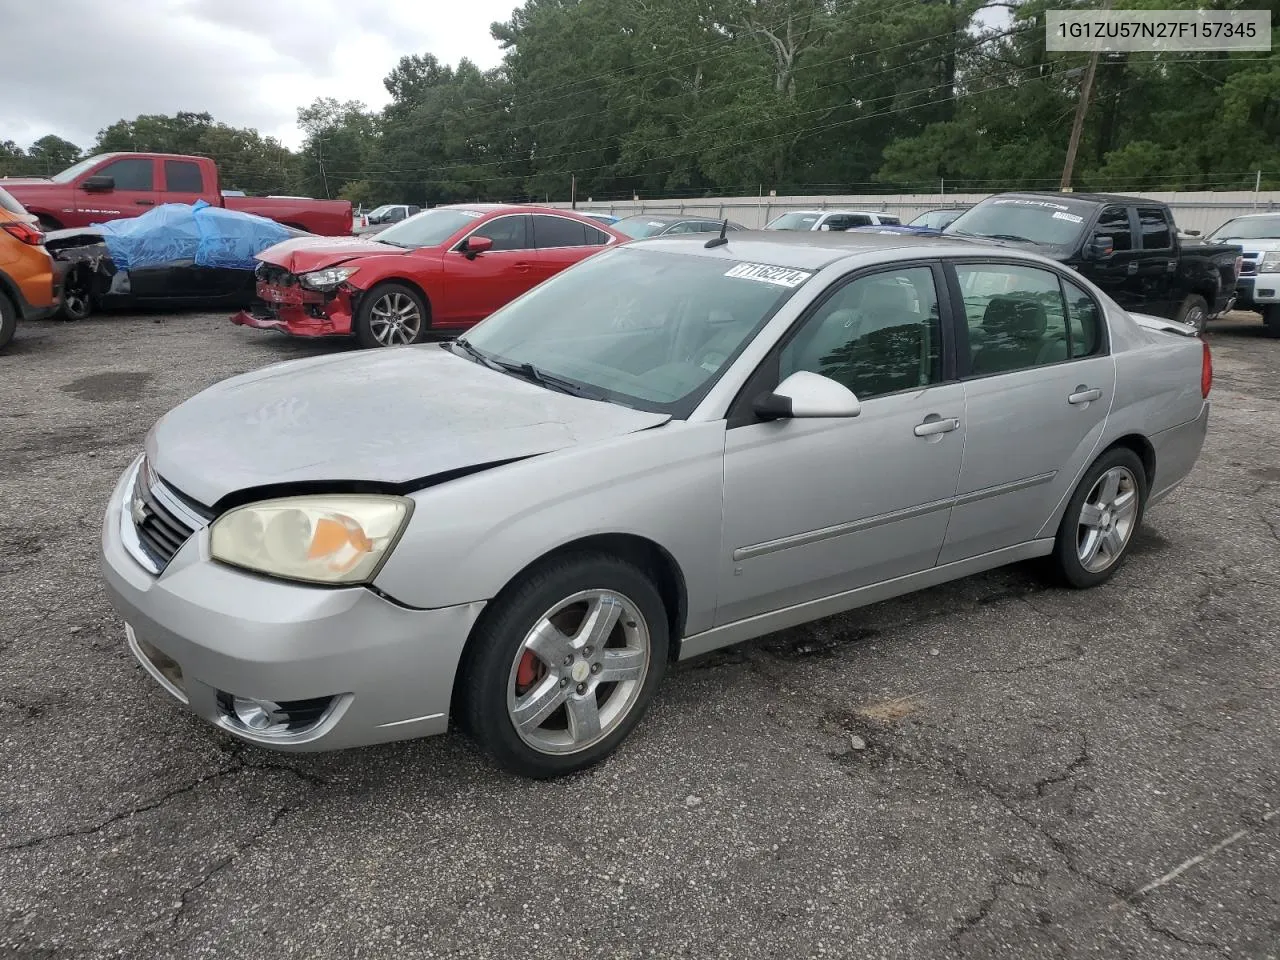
xmin=1062 ymin=277 xmax=1104 ymax=358
xmin=779 ymin=266 xmax=942 ymax=400
xmin=955 ymin=263 xmax=1070 ymax=374
xmin=532 ymin=215 xmax=589 ymax=248
xmin=1137 ymin=206 xmax=1172 ymax=249
xmin=94 ymin=158 xmax=153 ymax=191
xmin=387 ymin=207 xmax=406 ymax=222
xmin=1095 ymin=206 xmax=1132 ymax=252
xmin=468 ymin=215 xmax=529 ymax=251
xmin=163 ymin=160 xmax=203 ymax=193
xmin=878 ymin=215 xmax=901 ymax=225
xmin=820 ymin=215 xmax=850 ymax=231
xmin=583 ymin=224 xmax=611 ymax=245
xmin=664 ymin=221 xmax=698 ymax=235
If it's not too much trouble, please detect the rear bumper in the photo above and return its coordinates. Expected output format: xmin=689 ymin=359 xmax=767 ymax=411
xmin=1149 ymin=401 xmax=1210 ymax=505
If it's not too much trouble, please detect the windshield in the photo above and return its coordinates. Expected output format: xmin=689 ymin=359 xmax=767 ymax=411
xmin=613 ymin=217 xmax=672 ymax=239
xmin=765 ymin=212 xmax=821 ymax=231
xmin=366 ymin=205 xmax=396 ymax=219
xmin=910 ymin=209 xmax=962 ymax=230
xmin=51 ymin=155 xmax=113 ymax=184
xmin=945 ymin=197 xmax=1095 ymax=247
xmin=1208 ymin=216 xmax=1280 ymax=241
xmin=375 ymin=208 xmax=483 ymax=247
xmin=459 ymin=248 xmax=813 ymax=415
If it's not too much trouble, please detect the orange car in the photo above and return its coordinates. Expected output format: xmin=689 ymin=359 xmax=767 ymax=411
xmin=0 ymin=185 xmax=59 ymax=350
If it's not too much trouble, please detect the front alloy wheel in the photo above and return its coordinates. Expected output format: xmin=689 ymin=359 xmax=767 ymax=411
xmin=508 ymin=590 xmax=650 ymax=755
xmin=459 ymin=553 xmax=668 ymax=778
xmin=367 ymin=291 xmax=423 ymax=345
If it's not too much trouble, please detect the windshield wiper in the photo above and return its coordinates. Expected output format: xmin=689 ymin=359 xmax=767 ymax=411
xmin=985 ymin=233 xmax=1036 ymax=243
xmin=453 ymin=340 xmax=603 ymax=400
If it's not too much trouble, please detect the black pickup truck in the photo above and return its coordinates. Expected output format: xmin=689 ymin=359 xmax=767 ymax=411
xmin=944 ymin=193 xmax=1242 ymax=332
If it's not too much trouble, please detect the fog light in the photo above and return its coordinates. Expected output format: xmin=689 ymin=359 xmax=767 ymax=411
xmin=230 ymin=696 xmax=290 ymax=734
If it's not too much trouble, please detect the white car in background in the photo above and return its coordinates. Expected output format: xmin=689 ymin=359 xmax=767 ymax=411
xmin=1206 ymin=213 xmax=1280 ymax=337
xmin=765 ymin=210 xmax=901 ymax=232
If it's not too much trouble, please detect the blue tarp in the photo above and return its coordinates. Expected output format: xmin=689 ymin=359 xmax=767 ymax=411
xmin=92 ymin=200 xmax=293 ymax=272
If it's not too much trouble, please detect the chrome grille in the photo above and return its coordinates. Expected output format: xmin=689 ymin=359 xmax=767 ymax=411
xmin=124 ymin=460 xmax=212 ymax=574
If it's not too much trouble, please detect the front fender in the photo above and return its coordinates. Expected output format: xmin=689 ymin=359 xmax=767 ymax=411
xmin=373 ymin=421 xmax=727 ymax=636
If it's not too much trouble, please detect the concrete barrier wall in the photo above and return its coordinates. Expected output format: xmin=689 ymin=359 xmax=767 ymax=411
xmin=553 ymin=190 xmax=1280 ymax=235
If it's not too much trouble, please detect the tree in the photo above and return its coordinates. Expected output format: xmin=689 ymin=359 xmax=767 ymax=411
xmin=26 ymin=135 xmax=82 ymax=175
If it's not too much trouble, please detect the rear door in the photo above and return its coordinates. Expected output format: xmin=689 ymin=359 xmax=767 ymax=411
xmin=1134 ymin=205 xmax=1178 ymax=318
xmin=530 ymin=214 xmax=612 ymax=282
xmin=75 ymin=157 xmax=158 ymax=221
xmin=938 ymin=260 xmax=1114 ymax=564
xmin=159 ymin=158 xmax=208 ymax=207
xmin=439 ymin=213 xmax=537 ymax=326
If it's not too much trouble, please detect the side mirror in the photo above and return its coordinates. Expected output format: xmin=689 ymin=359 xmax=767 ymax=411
xmin=1086 ymin=235 xmax=1114 ymax=259
xmin=1184 ymin=229 xmax=1200 ymax=237
xmin=753 ymin=371 xmax=861 ymax=421
xmin=82 ymin=175 xmax=114 ymax=193
xmin=462 ymin=235 xmax=493 ymax=259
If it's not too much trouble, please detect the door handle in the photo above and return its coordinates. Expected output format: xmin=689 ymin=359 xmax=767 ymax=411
xmin=1126 ymin=262 xmax=1138 ymax=275
xmin=135 ymin=199 xmax=154 ymax=206
xmin=914 ymin=416 xmax=960 ymax=437
xmin=1068 ymin=387 xmax=1102 ymax=405
xmin=513 ymin=262 xmax=532 ymax=272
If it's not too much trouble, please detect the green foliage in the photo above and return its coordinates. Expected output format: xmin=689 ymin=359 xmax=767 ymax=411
xmin=7 ymin=1 xmax=1277 ymax=200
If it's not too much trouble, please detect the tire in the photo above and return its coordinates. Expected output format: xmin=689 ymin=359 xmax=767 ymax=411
xmin=1263 ymin=305 xmax=1280 ymax=339
xmin=353 ymin=282 xmax=429 ymax=348
xmin=0 ymin=291 xmax=15 ymax=351
xmin=35 ymin=215 xmax=62 ymax=232
xmin=1174 ymin=294 xmax=1209 ymax=334
xmin=458 ymin=552 xmax=669 ymax=779
xmin=59 ymin=269 xmax=93 ymax=321
xmin=1051 ymin=447 xmax=1149 ymax=589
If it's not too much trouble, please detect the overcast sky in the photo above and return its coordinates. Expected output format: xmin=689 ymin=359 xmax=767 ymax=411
xmin=0 ymin=0 xmax=517 ymax=152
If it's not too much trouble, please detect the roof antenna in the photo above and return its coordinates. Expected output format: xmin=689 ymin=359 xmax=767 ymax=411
xmin=704 ymin=218 xmax=729 ymax=248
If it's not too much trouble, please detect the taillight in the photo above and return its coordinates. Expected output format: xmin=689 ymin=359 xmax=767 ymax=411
xmin=2 ymin=221 xmax=44 ymax=246
xmin=1201 ymin=340 xmax=1213 ymax=398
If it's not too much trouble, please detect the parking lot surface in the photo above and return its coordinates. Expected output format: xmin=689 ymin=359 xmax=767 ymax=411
xmin=1 ymin=310 xmax=1277 ymax=959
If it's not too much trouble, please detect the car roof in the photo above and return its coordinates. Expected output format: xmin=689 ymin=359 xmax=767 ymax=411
xmin=1221 ymin=211 xmax=1280 ymax=221
xmin=435 ymin=203 xmax=603 ymax=219
xmin=782 ymin=209 xmax=887 ymax=216
xmin=625 ymin=229 xmax=1026 ymax=270
xmin=616 ymin=213 xmax=720 ymax=223
xmin=991 ymin=191 xmax=1153 ymax=207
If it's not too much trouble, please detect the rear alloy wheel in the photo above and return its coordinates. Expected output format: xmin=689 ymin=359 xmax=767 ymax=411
xmin=1052 ymin=447 xmax=1148 ymax=588
xmin=0 ymin=292 xmax=15 ymax=351
xmin=460 ymin=553 xmax=668 ymax=778
xmin=354 ymin=283 xmax=428 ymax=348
xmin=1175 ymin=294 xmax=1209 ymax=334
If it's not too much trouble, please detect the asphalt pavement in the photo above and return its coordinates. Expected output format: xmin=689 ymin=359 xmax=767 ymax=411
xmin=1 ymin=309 xmax=1276 ymax=959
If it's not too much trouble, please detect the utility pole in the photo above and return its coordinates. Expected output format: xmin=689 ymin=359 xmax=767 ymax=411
xmin=1061 ymin=0 xmax=1111 ymax=192
xmin=571 ymin=173 xmax=577 ymax=209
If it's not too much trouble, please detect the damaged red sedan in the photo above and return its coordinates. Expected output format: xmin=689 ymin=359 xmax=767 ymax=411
xmin=232 ymin=204 xmax=625 ymax=347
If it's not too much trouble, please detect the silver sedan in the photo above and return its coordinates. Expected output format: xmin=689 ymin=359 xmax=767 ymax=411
xmin=101 ymin=232 xmax=1211 ymax=778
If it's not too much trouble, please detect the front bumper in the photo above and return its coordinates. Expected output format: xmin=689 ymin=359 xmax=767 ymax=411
xmin=230 ymin=280 xmax=356 ymax=337
xmin=100 ymin=457 xmax=484 ymax=751
xmin=1235 ymin=274 xmax=1279 ymax=308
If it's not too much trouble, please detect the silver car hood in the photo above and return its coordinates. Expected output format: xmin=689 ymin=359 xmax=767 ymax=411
xmin=147 ymin=344 xmax=670 ymax=507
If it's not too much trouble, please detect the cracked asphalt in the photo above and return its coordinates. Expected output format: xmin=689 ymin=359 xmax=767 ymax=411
xmin=1 ymin=308 xmax=1277 ymax=959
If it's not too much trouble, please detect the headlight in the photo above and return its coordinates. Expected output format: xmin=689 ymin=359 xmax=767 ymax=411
xmin=300 ymin=266 xmax=358 ymax=291
xmin=1259 ymin=252 xmax=1280 ymax=273
xmin=210 ymin=495 xmax=413 ymax=584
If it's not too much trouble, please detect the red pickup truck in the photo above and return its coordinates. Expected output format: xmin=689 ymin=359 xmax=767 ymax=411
xmin=0 ymin=152 xmax=352 ymax=236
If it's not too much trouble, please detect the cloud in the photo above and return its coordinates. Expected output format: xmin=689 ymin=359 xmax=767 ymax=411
xmin=0 ymin=0 xmax=515 ymax=151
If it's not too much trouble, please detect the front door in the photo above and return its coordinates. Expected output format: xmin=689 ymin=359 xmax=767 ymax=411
xmin=1134 ymin=205 xmax=1178 ymax=319
xmin=159 ymin=157 xmax=208 ymax=208
xmin=718 ymin=263 xmax=965 ymax=626
xmin=440 ymin=214 xmax=537 ymax=326
xmin=940 ymin=261 xmax=1115 ymax=564
xmin=75 ymin=157 xmax=158 ymax=224
xmin=1078 ymin=204 xmax=1142 ymax=311
xmin=530 ymin=214 xmax=613 ymax=283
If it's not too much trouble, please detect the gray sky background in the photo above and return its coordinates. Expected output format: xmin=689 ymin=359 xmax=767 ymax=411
xmin=0 ymin=0 xmax=516 ymax=152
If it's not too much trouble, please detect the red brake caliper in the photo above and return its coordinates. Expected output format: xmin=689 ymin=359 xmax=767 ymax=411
xmin=516 ymin=650 xmax=541 ymax=692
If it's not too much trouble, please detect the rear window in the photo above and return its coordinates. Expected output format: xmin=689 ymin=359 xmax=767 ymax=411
xmin=164 ymin=160 xmax=203 ymax=193
xmin=614 ymin=218 xmax=672 ymax=240
xmin=0 ymin=187 xmax=27 ymax=216
xmin=1208 ymin=216 xmax=1280 ymax=241
xmin=765 ymin=212 xmax=822 ymax=231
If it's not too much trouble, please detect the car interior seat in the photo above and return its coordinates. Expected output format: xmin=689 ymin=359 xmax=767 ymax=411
xmin=972 ymin=295 xmax=1047 ymax=374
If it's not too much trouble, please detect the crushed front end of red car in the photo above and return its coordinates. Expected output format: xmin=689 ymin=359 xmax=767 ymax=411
xmin=231 ymin=261 xmax=360 ymax=337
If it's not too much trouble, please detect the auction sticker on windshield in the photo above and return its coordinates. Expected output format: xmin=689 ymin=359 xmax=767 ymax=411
xmin=1053 ymin=211 xmax=1085 ymax=223
xmin=724 ymin=263 xmax=813 ymax=287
